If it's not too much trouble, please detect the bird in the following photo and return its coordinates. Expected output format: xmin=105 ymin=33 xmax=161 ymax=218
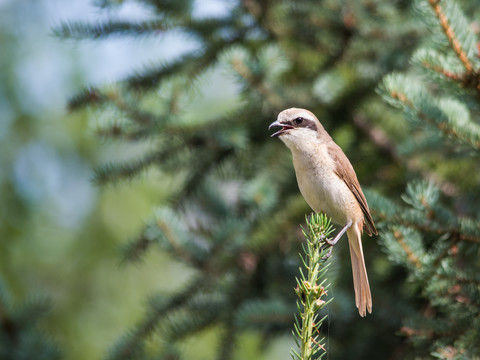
xmin=269 ymin=107 xmax=377 ymax=317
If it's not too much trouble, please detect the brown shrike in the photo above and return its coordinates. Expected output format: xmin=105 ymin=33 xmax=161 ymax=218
xmin=269 ymin=108 xmax=377 ymax=317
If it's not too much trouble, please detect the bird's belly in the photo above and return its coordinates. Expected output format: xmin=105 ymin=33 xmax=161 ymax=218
xmin=294 ymin=162 xmax=355 ymax=226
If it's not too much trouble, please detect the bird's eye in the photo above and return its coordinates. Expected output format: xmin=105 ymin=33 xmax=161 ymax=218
xmin=294 ymin=117 xmax=304 ymax=125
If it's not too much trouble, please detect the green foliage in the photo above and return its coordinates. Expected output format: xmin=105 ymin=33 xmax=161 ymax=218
xmin=0 ymin=280 xmax=61 ymax=360
xmin=377 ymin=0 xmax=480 ymax=357
xmin=104 ymin=166 xmax=303 ymax=359
xmin=53 ymin=0 xmax=417 ymax=358
xmin=414 ymin=0 xmax=479 ymax=70
xmin=291 ymin=214 xmax=334 ymax=360
xmin=38 ymin=0 xmax=480 ymax=359
xmin=370 ymin=180 xmax=480 ymax=358
xmin=380 ymin=73 xmax=480 ymax=150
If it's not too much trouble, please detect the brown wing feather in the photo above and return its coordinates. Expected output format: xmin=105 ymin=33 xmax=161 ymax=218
xmin=328 ymin=144 xmax=377 ymax=236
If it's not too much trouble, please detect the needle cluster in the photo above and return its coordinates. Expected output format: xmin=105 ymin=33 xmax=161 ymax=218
xmin=291 ymin=213 xmax=334 ymax=360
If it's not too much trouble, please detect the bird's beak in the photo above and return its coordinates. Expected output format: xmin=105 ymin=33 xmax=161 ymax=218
xmin=269 ymin=120 xmax=293 ymax=137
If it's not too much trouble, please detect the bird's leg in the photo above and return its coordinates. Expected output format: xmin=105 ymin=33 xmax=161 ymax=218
xmin=325 ymin=220 xmax=352 ymax=246
xmin=322 ymin=220 xmax=352 ymax=260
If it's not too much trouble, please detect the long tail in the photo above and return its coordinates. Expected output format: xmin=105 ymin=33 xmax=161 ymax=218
xmin=347 ymin=224 xmax=372 ymax=317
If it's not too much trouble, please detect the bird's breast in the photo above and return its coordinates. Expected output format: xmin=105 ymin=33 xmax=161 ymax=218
xmin=292 ymin=146 xmax=357 ymax=225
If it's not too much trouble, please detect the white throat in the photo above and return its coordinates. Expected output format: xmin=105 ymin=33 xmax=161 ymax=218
xmin=279 ymin=128 xmax=321 ymax=154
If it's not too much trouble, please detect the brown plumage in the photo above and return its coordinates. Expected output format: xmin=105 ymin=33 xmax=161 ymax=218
xmin=328 ymin=144 xmax=377 ymax=236
xmin=269 ymin=108 xmax=377 ymax=317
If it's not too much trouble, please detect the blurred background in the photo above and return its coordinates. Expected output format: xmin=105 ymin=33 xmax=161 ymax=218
xmin=1 ymin=0 xmax=479 ymax=359
xmin=0 ymin=0 xmax=229 ymax=358
xmin=2 ymin=1 xmax=289 ymax=359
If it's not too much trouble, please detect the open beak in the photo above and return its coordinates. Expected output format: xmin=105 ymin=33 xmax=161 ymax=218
xmin=268 ymin=120 xmax=293 ymax=137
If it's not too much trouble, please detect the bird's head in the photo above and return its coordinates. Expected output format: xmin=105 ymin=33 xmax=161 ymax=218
xmin=268 ymin=108 xmax=329 ymax=150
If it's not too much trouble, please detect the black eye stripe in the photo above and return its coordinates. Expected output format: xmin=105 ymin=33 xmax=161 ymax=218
xmin=305 ymin=120 xmax=317 ymax=132
xmin=290 ymin=117 xmax=317 ymax=132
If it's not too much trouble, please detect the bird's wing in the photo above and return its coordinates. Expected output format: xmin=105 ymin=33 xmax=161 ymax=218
xmin=328 ymin=143 xmax=377 ymax=236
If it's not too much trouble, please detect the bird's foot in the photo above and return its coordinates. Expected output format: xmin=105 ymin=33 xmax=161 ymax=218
xmin=321 ymin=246 xmax=333 ymax=260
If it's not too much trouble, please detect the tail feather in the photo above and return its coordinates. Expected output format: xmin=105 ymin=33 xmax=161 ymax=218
xmin=347 ymin=224 xmax=372 ymax=317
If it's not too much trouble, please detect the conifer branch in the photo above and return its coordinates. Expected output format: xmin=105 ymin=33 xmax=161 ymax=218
xmin=0 ymin=284 xmax=61 ymax=359
xmin=420 ymin=62 xmax=462 ymax=82
xmin=95 ymin=0 xmax=193 ymax=17
xmin=92 ymin=153 xmax=161 ymax=184
xmin=121 ymin=234 xmax=153 ymax=264
xmin=68 ymin=86 xmax=106 ymax=111
xmin=372 ymin=199 xmax=480 ymax=245
xmin=388 ymin=216 xmax=480 ymax=244
xmin=104 ymin=89 xmax=157 ymax=126
xmin=392 ymin=229 xmax=422 ymax=269
xmin=54 ymin=20 xmax=172 ymax=39
xmin=387 ymin=88 xmax=480 ymax=150
xmin=426 ymin=0 xmax=474 ymax=74
xmin=291 ymin=213 xmax=334 ymax=360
